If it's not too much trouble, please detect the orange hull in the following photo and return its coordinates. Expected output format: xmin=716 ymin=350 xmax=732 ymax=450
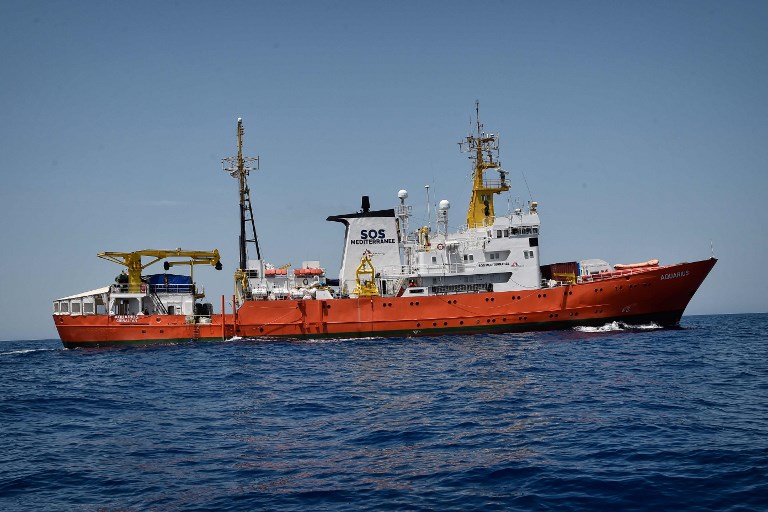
xmin=55 ymin=259 xmax=716 ymax=348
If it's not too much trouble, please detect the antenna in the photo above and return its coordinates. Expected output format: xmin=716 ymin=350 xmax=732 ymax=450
xmin=520 ymin=169 xmax=533 ymax=202
xmin=425 ymin=184 xmax=431 ymax=226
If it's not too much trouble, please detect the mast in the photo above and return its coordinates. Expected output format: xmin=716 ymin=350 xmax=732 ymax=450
xmin=222 ymin=118 xmax=260 ymax=272
xmin=459 ymin=101 xmax=510 ymax=228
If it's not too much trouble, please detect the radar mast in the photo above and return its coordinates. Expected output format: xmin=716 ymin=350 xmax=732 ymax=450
xmin=459 ymin=101 xmax=510 ymax=228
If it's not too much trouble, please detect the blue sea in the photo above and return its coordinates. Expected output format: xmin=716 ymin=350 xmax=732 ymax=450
xmin=1 ymin=314 xmax=766 ymax=511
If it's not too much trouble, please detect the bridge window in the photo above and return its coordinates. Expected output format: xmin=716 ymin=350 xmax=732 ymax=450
xmin=497 ymin=230 xmax=503 ymax=238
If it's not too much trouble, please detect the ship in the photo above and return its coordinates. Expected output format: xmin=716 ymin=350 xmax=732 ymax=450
xmin=53 ymin=105 xmax=716 ymax=347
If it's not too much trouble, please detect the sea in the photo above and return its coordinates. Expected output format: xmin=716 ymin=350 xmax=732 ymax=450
xmin=1 ymin=313 xmax=766 ymax=511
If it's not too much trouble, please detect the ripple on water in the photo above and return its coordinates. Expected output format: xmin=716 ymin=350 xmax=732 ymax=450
xmin=1 ymin=315 xmax=767 ymax=511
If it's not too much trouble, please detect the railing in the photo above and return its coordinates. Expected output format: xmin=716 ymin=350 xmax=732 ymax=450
xmin=577 ymin=266 xmax=658 ymax=283
xmin=379 ymin=263 xmax=472 ymax=277
xmin=478 ymin=179 xmax=509 ymax=190
xmin=111 ymin=283 xmax=197 ymax=294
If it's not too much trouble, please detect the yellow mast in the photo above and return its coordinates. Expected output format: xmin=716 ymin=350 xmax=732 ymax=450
xmin=460 ymin=101 xmax=510 ymax=228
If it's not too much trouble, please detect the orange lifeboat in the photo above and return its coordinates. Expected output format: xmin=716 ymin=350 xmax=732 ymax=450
xmin=294 ymin=268 xmax=324 ymax=277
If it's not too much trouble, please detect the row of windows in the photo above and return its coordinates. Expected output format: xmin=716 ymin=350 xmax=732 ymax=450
xmin=493 ymin=226 xmax=539 ymax=238
xmin=54 ymin=302 xmax=95 ymax=314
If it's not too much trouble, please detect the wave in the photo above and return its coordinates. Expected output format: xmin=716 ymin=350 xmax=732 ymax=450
xmin=0 ymin=348 xmax=58 ymax=356
xmin=573 ymin=321 xmax=662 ymax=333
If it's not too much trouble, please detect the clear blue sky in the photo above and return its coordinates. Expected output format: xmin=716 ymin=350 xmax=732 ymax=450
xmin=1 ymin=1 xmax=766 ymax=340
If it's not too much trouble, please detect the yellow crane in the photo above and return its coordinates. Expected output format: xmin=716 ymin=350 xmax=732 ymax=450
xmin=97 ymin=249 xmax=222 ymax=293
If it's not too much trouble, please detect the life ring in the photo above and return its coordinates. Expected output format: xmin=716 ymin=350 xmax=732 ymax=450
xmin=302 ymin=278 xmax=309 ymax=286
xmin=437 ymin=243 xmax=445 ymax=250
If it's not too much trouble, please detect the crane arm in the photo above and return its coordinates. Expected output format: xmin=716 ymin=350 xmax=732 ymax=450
xmin=97 ymin=249 xmax=222 ymax=292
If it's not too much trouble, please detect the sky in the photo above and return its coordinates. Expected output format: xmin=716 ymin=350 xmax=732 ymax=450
xmin=1 ymin=0 xmax=766 ymax=340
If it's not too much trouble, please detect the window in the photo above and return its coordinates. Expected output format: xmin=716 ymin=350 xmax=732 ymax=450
xmin=83 ymin=303 xmax=94 ymax=314
xmin=504 ymin=229 xmax=510 ymax=237
xmin=61 ymin=302 xmax=69 ymax=313
xmin=54 ymin=303 xmax=59 ymax=313
xmin=432 ymin=256 xmax=437 ymax=263
xmin=524 ymin=251 xmax=529 ymax=260
xmin=511 ymin=228 xmax=519 ymax=235
xmin=496 ymin=230 xmax=503 ymax=238
xmin=529 ymin=237 xmax=539 ymax=247
xmin=71 ymin=302 xmax=81 ymax=314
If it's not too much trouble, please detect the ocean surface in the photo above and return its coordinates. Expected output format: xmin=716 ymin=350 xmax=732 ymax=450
xmin=1 ymin=314 xmax=766 ymax=511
